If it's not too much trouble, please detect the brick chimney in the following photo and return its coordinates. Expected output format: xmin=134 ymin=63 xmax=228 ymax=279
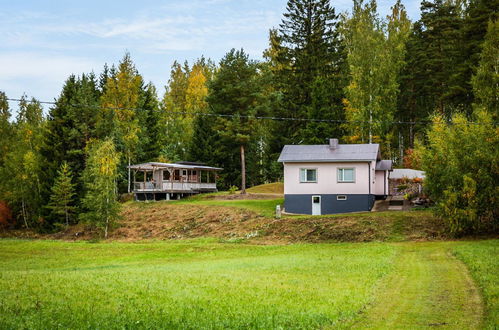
xmin=329 ymin=138 xmax=339 ymax=150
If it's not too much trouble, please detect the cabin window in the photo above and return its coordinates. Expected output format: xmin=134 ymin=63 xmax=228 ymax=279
xmin=338 ymin=168 xmax=355 ymax=183
xmin=337 ymin=195 xmax=347 ymax=200
xmin=300 ymin=168 xmax=317 ymax=183
xmin=163 ymin=171 xmax=171 ymax=181
xmin=173 ymin=170 xmax=180 ymax=181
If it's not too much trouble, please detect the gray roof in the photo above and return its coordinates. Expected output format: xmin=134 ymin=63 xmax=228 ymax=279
xmin=278 ymin=144 xmax=380 ymax=162
xmin=128 ymin=162 xmax=222 ymax=171
xmin=376 ymin=160 xmax=393 ymax=171
xmin=390 ymin=168 xmax=425 ymax=179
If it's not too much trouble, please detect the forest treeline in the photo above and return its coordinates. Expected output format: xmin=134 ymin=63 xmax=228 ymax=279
xmin=0 ymin=0 xmax=497 ymax=235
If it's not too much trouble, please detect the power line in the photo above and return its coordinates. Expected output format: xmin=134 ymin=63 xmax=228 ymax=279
xmin=5 ymin=97 xmax=497 ymax=126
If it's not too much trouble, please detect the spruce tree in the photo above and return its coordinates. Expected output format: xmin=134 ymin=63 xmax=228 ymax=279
xmin=137 ymin=82 xmax=161 ymax=162
xmin=47 ymin=162 xmax=76 ymax=226
xmin=269 ymin=0 xmax=346 ymax=147
xmin=42 ymin=73 xmax=100 ymax=210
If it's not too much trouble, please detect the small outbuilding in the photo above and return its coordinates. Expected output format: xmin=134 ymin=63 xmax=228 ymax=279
xmin=278 ymin=139 xmax=392 ymax=215
xmin=128 ymin=161 xmax=222 ymax=201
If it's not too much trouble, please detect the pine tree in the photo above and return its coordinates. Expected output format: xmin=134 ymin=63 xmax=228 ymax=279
xmin=80 ymin=139 xmax=121 ymax=238
xmin=207 ymin=49 xmax=262 ymax=193
xmin=47 ymin=162 xmax=76 ymax=226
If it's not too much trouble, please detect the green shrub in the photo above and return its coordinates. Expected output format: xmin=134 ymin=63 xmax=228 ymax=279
xmin=228 ymin=185 xmax=239 ymax=194
xmin=418 ymin=109 xmax=498 ymax=236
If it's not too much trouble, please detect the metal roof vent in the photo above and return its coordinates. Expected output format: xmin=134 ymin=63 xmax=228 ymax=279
xmin=329 ymin=138 xmax=339 ymax=150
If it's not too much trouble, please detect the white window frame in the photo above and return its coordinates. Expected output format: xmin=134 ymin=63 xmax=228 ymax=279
xmin=299 ymin=168 xmax=318 ymax=183
xmin=337 ymin=168 xmax=355 ymax=183
xmin=337 ymin=195 xmax=347 ymax=200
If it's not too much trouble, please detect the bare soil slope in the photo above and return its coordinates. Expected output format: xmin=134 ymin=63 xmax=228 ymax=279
xmin=108 ymin=202 xmax=445 ymax=243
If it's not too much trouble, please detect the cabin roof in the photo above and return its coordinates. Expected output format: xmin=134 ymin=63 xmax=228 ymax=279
xmin=376 ymin=160 xmax=393 ymax=171
xmin=278 ymin=143 xmax=381 ymax=162
xmin=128 ymin=162 xmax=222 ymax=171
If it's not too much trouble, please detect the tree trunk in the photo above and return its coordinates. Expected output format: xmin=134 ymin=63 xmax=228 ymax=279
xmin=240 ymin=144 xmax=246 ymax=194
xmin=128 ymin=156 xmax=131 ymax=194
xmin=21 ymin=198 xmax=29 ymax=229
xmin=65 ymin=204 xmax=69 ymax=227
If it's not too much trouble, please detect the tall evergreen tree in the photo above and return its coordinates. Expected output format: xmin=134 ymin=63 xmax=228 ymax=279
xmin=269 ymin=0 xmax=346 ymax=149
xmin=47 ymin=162 xmax=76 ymax=227
xmin=42 ymin=73 xmax=100 ymax=208
xmin=206 ymin=49 xmax=263 ymax=192
xmin=137 ymin=82 xmax=161 ymax=162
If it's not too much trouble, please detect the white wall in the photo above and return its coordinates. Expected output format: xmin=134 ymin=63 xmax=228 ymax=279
xmin=284 ymin=162 xmax=374 ymax=195
xmin=374 ymin=171 xmax=387 ymax=195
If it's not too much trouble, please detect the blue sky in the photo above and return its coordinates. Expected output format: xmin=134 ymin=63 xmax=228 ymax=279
xmin=0 ymin=0 xmax=422 ymax=109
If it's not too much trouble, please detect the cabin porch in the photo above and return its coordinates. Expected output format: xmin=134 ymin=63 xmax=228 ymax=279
xmin=128 ymin=162 xmax=222 ymax=201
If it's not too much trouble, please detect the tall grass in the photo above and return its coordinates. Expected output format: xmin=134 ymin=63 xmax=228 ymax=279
xmin=0 ymin=239 xmax=394 ymax=329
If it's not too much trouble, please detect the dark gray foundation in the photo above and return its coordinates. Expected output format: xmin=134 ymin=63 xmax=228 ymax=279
xmin=284 ymin=194 xmax=375 ymax=215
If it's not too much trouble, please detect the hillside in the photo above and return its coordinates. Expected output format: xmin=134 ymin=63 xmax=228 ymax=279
xmin=17 ymin=191 xmax=444 ymax=243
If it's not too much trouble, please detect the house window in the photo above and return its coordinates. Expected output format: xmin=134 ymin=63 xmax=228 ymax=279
xmin=337 ymin=195 xmax=347 ymax=200
xmin=338 ymin=168 xmax=355 ymax=183
xmin=163 ymin=171 xmax=171 ymax=181
xmin=300 ymin=168 xmax=317 ymax=183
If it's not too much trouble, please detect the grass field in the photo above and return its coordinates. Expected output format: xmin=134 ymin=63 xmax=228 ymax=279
xmin=453 ymin=240 xmax=499 ymax=329
xmin=0 ymin=239 xmax=497 ymax=329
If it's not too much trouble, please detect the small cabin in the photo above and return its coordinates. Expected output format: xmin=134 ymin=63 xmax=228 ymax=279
xmin=128 ymin=162 xmax=222 ymax=201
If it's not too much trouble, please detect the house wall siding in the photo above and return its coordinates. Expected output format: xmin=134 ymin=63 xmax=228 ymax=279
xmin=283 ymin=162 xmax=372 ymax=195
xmin=284 ymin=194 xmax=375 ymax=215
xmin=374 ymin=171 xmax=386 ymax=195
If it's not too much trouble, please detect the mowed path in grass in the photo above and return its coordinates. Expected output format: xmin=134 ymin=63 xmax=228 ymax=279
xmin=0 ymin=239 xmax=496 ymax=329
xmin=355 ymin=242 xmax=484 ymax=329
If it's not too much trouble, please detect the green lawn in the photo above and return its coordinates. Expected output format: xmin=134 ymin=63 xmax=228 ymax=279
xmin=0 ymin=239 xmax=395 ymax=329
xmin=0 ymin=239 xmax=497 ymax=329
xmin=452 ymin=240 xmax=499 ymax=329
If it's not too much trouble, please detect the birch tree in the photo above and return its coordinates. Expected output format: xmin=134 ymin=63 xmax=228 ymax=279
xmin=342 ymin=0 xmax=410 ymax=149
xmin=100 ymin=53 xmax=142 ymax=193
xmin=81 ymin=139 xmax=121 ymax=238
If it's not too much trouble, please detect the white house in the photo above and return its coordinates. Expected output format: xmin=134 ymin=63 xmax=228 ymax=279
xmin=278 ymin=139 xmax=392 ymax=215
